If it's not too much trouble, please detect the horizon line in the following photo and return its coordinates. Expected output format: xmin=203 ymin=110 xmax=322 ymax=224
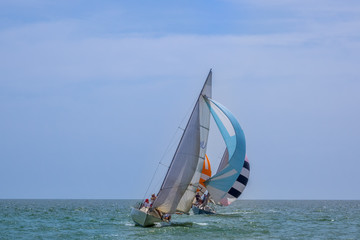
xmin=1 ymin=198 xmax=359 ymax=201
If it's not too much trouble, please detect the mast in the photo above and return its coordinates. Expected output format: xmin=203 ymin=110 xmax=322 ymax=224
xmin=159 ymin=69 xmax=212 ymax=191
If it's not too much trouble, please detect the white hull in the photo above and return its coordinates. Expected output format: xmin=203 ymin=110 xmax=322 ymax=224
xmin=130 ymin=207 xmax=162 ymax=227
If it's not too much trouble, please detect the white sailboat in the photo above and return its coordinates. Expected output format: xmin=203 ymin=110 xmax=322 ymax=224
xmin=131 ymin=70 xmax=212 ymax=227
xmin=130 ymin=69 xmax=248 ymax=226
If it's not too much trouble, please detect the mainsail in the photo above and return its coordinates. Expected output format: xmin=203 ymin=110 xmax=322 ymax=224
xmin=152 ymin=71 xmax=212 ymax=214
xmin=204 ymin=98 xmax=247 ymax=206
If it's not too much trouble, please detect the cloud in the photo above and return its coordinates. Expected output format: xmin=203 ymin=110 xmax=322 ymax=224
xmin=1 ymin=16 xmax=359 ymax=89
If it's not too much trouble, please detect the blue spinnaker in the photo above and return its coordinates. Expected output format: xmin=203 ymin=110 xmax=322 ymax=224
xmin=204 ymin=97 xmax=246 ymax=205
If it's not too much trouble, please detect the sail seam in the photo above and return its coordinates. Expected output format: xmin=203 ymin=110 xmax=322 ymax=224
xmin=200 ymin=125 xmax=210 ymax=130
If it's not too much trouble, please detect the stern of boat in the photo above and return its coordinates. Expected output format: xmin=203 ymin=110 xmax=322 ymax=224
xmin=130 ymin=207 xmax=162 ymax=227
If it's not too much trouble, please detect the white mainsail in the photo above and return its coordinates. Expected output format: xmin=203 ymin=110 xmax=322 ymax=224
xmin=152 ymin=71 xmax=212 ymax=214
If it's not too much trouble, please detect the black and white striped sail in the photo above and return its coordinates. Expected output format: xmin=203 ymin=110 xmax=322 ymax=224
xmin=216 ymin=151 xmax=250 ymax=204
xmin=152 ymin=71 xmax=212 ymax=214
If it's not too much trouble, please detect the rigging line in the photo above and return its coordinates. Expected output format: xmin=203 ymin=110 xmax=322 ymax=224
xmin=159 ymin=162 xmax=169 ymax=168
xmin=158 ymin=98 xmax=197 ymax=165
xmin=180 ymin=97 xmax=198 ymax=127
xmin=156 ymin=96 xmax=197 ymax=166
xmin=143 ymin=122 xmax=183 ymax=199
xmin=143 ymin=75 xmax=206 ymax=199
xmin=151 ymin=175 xmax=166 ymax=196
xmin=142 ymin=163 xmax=161 ymax=201
xmin=159 ymin=183 xmax=200 ymax=191
xmin=158 ymin=128 xmax=181 ymax=165
xmin=142 ymin=103 xmax=193 ymax=199
xmin=143 ymin=131 xmax=184 ymax=199
xmin=158 ymin=74 xmax=211 ymax=192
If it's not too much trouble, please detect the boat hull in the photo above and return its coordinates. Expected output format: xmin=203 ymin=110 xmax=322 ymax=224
xmin=192 ymin=205 xmax=215 ymax=215
xmin=130 ymin=207 xmax=162 ymax=227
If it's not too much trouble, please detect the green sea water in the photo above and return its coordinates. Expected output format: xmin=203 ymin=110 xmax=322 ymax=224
xmin=1 ymin=200 xmax=359 ymax=239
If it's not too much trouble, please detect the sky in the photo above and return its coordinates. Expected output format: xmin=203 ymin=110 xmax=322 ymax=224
xmin=1 ymin=0 xmax=360 ymax=200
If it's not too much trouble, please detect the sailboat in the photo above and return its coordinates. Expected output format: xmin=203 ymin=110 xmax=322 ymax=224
xmin=130 ymin=69 xmax=247 ymax=226
xmin=192 ymin=155 xmax=216 ymax=214
xmin=192 ymin=155 xmax=250 ymax=214
xmin=191 ymin=96 xmax=250 ymax=214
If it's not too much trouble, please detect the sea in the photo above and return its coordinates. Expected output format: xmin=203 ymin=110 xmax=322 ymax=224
xmin=1 ymin=199 xmax=359 ymax=239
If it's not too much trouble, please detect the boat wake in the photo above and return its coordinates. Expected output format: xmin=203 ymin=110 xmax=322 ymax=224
xmin=154 ymin=221 xmax=194 ymax=228
xmin=125 ymin=222 xmax=135 ymax=226
xmin=215 ymin=212 xmax=249 ymax=218
xmin=194 ymin=222 xmax=208 ymax=226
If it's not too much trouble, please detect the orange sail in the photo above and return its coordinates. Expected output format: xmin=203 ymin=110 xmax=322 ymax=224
xmin=198 ymin=154 xmax=212 ymax=193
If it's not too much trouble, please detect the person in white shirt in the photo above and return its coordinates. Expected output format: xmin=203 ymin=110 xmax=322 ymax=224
xmin=143 ymin=199 xmax=150 ymax=208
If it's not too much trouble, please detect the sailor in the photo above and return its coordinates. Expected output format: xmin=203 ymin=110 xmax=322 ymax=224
xmin=143 ymin=199 xmax=151 ymax=208
xmin=195 ymin=191 xmax=201 ymax=205
xmin=202 ymin=193 xmax=209 ymax=205
xmin=150 ymin=193 xmax=157 ymax=206
xmin=151 ymin=193 xmax=156 ymax=201
xmin=163 ymin=213 xmax=171 ymax=221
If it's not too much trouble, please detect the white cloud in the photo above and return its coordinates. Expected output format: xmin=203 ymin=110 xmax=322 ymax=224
xmin=1 ymin=18 xmax=359 ymax=89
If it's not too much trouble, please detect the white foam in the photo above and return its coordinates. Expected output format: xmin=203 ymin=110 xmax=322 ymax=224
xmin=194 ymin=222 xmax=208 ymax=226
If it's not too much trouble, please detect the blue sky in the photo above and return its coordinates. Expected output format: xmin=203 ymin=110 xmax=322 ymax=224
xmin=1 ymin=0 xmax=360 ymax=199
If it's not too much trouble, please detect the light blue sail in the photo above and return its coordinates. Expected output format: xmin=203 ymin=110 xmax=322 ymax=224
xmin=204 ymin=97 xmax=246 ymax=203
